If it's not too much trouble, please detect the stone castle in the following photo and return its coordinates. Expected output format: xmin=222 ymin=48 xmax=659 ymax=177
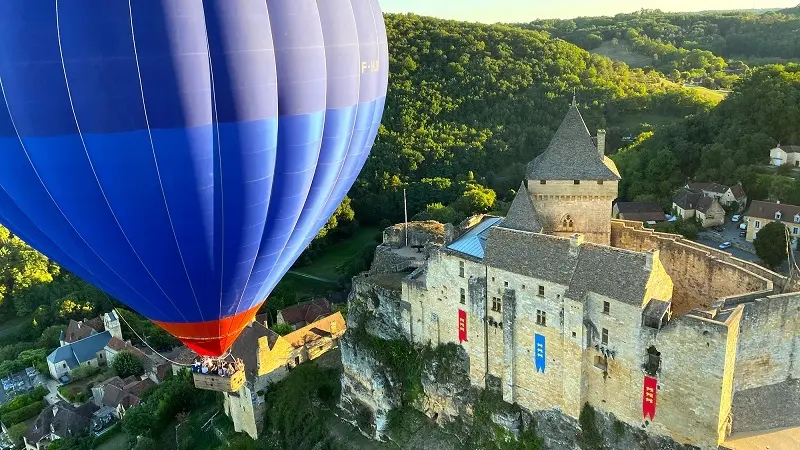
xmin=355 ymin=104 xmax=799 ymax=449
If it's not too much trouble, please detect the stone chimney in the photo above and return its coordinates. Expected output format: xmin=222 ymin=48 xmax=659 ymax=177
xmin=569 ymin=233 xmax=584 ymax=256
xmin=645 ymin=249 xmax=657 ymax=271
xmin=597 ymin=129 xmax=606 ymax=158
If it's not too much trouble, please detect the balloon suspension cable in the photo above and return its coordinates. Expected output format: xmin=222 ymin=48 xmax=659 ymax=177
xmin=110 ymin=303 xmax=231 ymax=367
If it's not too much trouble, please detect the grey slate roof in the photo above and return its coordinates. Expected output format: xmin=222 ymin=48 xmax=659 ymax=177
xmin=500 ymin=183 xmax=543 ymax=233
xmin=483 ymin=228 xmax=653 ymax=306
xmin=526 ymin=105 xmax=620 ymax=181
xmin=228 ymin=320 xmax=280 ymax=382
xmin=47 ymin=331 xmax=112 ymax=367
xmin=672 ymin=188 xmax=701 ymax=210
xmin=779 ymin=144 xmax=800 ymax=154
xmin=696 ymin=197 xmax=717 ymax=214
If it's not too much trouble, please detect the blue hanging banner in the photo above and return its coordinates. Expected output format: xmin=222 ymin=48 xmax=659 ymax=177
xmin=534 ymin=333 xmax=546 ymax=373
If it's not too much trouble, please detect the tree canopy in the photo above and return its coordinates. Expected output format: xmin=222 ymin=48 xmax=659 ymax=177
xmin=754 ymin=221 xmax=789 ymax=268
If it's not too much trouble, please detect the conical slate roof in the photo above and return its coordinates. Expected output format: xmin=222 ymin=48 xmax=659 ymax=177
xmin=526 ymin=105 xmax=620 ymax=181
xmin=501 ymin=183 xmax=542 ymax=233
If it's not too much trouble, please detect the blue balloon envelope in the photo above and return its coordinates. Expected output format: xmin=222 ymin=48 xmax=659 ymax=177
xmin=0 ymin=0 xmax=388 ymax=356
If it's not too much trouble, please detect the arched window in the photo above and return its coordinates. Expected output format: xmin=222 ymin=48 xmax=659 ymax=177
xmin=561 ymin=215 xmax=574 ymax=231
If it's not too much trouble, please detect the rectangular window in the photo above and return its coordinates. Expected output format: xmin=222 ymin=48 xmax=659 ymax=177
xmin=538 ymin=285 xmax=545 ymax=297
xmin=522 ymin=284 xmax=526 ymax=289
xmin=540 ymin=180 xmax=546 ymax=185
xmin=459 ymin=261 xmax=464 ymax=278
xmin=594 ymin=355 xmax=607 ymax=371
xmin=597 ymin=180 xmax=604 ymax=185
xmin=491 ymin=297 xmax=502 ymax=313
xmin=573 ymin=180 xmax=580 ymax=185
xmin=536 ymin=310 xmax=547 ymax=326
xmin=491 ymin=276 xmax=495 ymax=282
xmin=603 ymin=301 xmax=610 ymax=315
xmin=504 ymin=281 xmax=508 ymax=288
xmin=601 ymin=328 xmax=609 ymax=346
xmin=755 ymin=220 xmax=761 ymax=229
xmin=460 ymin=288 xmax=466 ymax=304
xmin=793 ymin=227 xmax=799 ymax=235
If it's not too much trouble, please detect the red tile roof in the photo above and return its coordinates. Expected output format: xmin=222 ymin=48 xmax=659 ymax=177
xmin=278 ymin=299 xmax=332 ymax=327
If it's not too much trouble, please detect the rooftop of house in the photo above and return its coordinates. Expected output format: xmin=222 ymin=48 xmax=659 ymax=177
xmin=686 ymin=182 xmax=728 ymax=195
xmin=278 ymin=298 xmax=333 ymax=328
xmin=526 ymin=104 xmax=621 ymax=181
xmin=672 ymin=188 xmax=702 ymax=210
xmin=480 ymin=226 xmax=656 ymax=306
xmin=227 ymin=320 xmax=280 ymax=382
xmin=614 ymin=202 xmax=666 ymax=222
xmin=776 ymin=144 xmax=800 ymax=154
xmin=47 ymin=331 xmax=113 ymax=370
xmin=60 ymin=317 xmax=104 ymax=344
xmin=696 ymin=197 xmax=719 ymax=214
xmin=282 ymin=312 xmax=346 ymax=349
xmin=744 ymin=200 xmax=800 ymax=221
xmin=25 ymin=401 xmax=98 ymax=445
xmin=97 ymin=376 xmax=154 ymax=410
xmin=729 ymin=184 xmax=747 ymax=200
xmin=500 ymin=183 xmax=543 ymax=233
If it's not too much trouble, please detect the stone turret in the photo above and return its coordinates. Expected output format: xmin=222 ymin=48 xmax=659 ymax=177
xmin=524 ymin=103 xmax=620 ymax=245
xmin=103 ymin=311 xmax=123 ymax=340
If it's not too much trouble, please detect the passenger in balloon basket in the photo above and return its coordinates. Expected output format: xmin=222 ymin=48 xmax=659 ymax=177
xmin=192 ymin=357 xmax=243 ymax=377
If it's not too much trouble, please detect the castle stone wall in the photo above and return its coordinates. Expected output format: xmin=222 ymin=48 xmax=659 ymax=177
xmin=729 ymin=293 xmax=800 ymax=433
xmin=733 ymin=293 xmax=800 ymax=390
xmin=610 ymin=221 xmax=772 ymax=315
xmin=528 ymin=179 xmax=618 ymax=245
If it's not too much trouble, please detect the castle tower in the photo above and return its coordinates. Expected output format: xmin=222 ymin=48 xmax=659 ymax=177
xmin=524 ymin=103 xmax=619 ymax=245
xmin=103 ymin=311 xmax=123 ymax=340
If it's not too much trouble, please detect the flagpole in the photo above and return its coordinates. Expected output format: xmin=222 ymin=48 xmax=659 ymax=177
xmin=403 ymin=189 xmax=408 ymax=247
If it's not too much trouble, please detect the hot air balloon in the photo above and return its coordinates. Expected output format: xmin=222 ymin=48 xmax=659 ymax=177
xmin=0 ymin=0 xmax=389 ymax=358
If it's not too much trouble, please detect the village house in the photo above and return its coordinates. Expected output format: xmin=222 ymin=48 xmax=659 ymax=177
xmin=276 ymin=298 xmax=333 ymax=330
xmin=743 ymin=200 xmax=800 ymax=247
xmin=91 ymin=376 xmax=156 ymax=420
xmin=46 ymin=311 xmax=156 ymax=382
xmin=171 ymin=311 xmax=346 ymax=439
xmin=685 ymin=182 xmax=747 ymax=212
xmin=23 ymin=402 xmax=98 ymax=450
xmin=611 ymin=202 xmax=665 ymax=223
xmin=769 ymin=144 xmax=800 ymax=167
xmin=671 ymin=189 xmax=726 ymax=227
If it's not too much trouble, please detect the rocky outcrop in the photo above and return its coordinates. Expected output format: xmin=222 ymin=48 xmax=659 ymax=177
xmin=382 ymin=221 xmax=446 ymax=248
xmin=347 ymin=274 xmax=409 ymax=341
xmin=417 ymin=345 xmax=473 ymax=428
xmin=338 ymin=332 xmax=401 ymax=440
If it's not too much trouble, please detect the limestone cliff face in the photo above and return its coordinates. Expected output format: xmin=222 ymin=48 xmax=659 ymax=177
xmin=339 ymin=331 xmax=401 ymax=440
xmin=417 ymin=344 xmax=474 ymax=429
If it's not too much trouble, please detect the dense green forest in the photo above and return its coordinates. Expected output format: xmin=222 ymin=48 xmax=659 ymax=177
xmin=516 ymin=7 xmax=800 ymax=88
xmin=612 ymin=63 xmax=800 ymax=205
xmin=350 ymin=13 xmax=715 ymax=226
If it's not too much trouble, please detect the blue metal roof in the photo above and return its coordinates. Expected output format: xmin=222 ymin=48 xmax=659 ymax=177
xmin=446 ymin=217 xmax=503 ymax=259
xmin=47 ymin=331 xmax=112 ymax=368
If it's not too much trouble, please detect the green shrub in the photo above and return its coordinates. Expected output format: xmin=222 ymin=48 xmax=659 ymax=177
xmin=579 ymin=403 xmax=603 ymax=449
xmin=0 ymin=385 xmax=47 ymax=418
xmin=2 ymin=400 xmax=44 ymax=425
xmin=69 ymin=364 xmax=102 ymax=382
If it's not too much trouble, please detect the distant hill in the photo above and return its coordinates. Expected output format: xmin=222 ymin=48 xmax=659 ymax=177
xmin=350 ymin=14 xmax=716 ymax=224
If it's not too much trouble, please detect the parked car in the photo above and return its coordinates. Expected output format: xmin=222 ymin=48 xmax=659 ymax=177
xmin=739 ymin=230 xmax=747 ymax=237
xmin=719 ymin=241 xmax=733 ymax=249
xmin=731 ymin=215 xmax=741 ymax=222
xmin=739 ymin=222 xmax=747 ymax=230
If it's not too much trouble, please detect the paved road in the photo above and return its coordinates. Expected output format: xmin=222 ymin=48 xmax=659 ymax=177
xmin=695 ymin=238 xmax=760 ymax=263
xmin=287 ymin=270 xmax=338 ymax=284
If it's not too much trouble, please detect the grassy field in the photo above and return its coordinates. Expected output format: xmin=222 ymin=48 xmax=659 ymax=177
xmin=686 ymin=85 xmax=727 ymax=103
xmin=590 ymin=41 xmax=652 ymax=67
xmin=293 ymin=227 xmax=380 ymax=281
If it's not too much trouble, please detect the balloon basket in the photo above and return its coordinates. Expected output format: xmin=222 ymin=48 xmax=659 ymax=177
xmin=191 ymin=359 xmax=245 ymax=392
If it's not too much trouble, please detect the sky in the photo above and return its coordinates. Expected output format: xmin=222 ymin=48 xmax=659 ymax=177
xmin=378 ymin=0 xmax=799 ymax=23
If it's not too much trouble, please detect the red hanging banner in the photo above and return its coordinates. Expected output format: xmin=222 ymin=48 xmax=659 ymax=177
xmin=458 ymin=309 xmax=467 ymax=343
xmin=643 ymin=376 xmax=657 ymax=420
